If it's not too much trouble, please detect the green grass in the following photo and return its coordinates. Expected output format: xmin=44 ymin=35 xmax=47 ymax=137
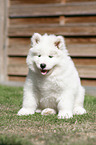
xmin=0 ymin=85 xmax=96 ymax=145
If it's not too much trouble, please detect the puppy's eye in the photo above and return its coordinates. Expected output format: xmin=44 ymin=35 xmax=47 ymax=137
xmin=49 ymin=56 xmax=53 ymax=58
xmin=38 ymin=55 xmax=41 ymax=57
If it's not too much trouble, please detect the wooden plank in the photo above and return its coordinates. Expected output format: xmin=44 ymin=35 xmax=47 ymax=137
xmin=10 ymin=0 xmax=96 ymax=5
xmin=8 ymin=42 xmax=96 ymax=57
xmin=8 ymin=37 xmax=96 ymax=45
xmin=8 ymin=57 xmax=28 ymax=75
xmin=8 ymin=38 xmax=30 ymax=56
xmin=9 ymin=3 xmax=96 ymax=18
xmin=72 ymin=58 xmax=96 ymax=66
xmin=10 ymin=0 xmax=61 ymax=5
xmin=8 ymin=75 xmax=26 ymax=82
xmin=66 ymin=0 xmax=96 ymax=3
xmin=8 ymin=57 xmax=27 ymax=65
xmin=8 ymin=38 xmax=30 ymax=45
xmin=81 ymin=79 xmax=96 ymax=86
xmin=77 ymin=65 xmax=96 ymax=79
xmin=66 ymin=38 xmax=96 ymax=44
xmin=8 ymin=64 xmax=28 ymax=76
xmin=65 ymin=16 xmax=96 ymax=24
xmin=8 ymin=65 xmax=28 ymax=75
xmin=8 ymin=57 xmax=96 ymax=78
xmin=9 ymin=16 xmax=96 ymax=26
xmin=68 ymin=44 xmax=96 ymax=57
xmin=9 ymin=17 xmax=59 ymax=25
xmin=8 ymin=23 xmax=96 ymax=37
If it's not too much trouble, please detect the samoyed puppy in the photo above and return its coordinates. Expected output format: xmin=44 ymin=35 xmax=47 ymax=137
xmin=17 ymin=33 xmax=86 ymax=119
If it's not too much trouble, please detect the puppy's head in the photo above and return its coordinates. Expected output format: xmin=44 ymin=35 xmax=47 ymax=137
xmin=26 ymin=33 xmax=68 ymax=76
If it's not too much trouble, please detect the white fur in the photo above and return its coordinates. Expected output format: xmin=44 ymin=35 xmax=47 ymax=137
xmin=17 ymin=33 xmax=86 ymax=119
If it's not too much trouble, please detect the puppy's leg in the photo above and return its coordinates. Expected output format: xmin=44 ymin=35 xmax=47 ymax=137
xmin=41 ymin=108 xmax=56 ymax=116
xmin=17 ymin=93 xmax=37 ymax=116
xmin=36 ymin=109 xmax=42 ymax=113
xmin=73 ymin=86 xmax=86 ymax=115
xmin=57 ymin=91 xmax=74 ymax=119
xmin=17 ymin=79 xmax=38 ymax=116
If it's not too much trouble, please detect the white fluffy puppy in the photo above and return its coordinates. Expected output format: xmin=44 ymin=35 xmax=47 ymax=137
xmin=17 ymin=33 xmax=86 ymax=119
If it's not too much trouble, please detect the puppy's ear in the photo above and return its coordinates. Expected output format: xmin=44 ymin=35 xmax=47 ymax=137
xmin=54 ymin=36 xmax=65 ymax=49
xmin=31 ymin=33 xmax=41 ymax=46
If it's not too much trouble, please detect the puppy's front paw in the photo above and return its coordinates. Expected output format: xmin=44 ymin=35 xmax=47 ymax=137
xmin=58 ymin=111 xmax=73 ymax=119
xmin=41 ymin=108 xmax=56 ymax=116
xmin=17 ymin=108 xmax=35 ymax=116
xmin=73 ymin=107 xmax=86 ymax=115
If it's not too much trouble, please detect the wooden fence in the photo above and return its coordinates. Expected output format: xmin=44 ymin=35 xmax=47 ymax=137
xmin=5 ymin=0 xmax=96 ymax=86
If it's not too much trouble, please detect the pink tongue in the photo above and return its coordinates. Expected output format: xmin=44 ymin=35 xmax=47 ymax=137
xmin=41 ymin=70 xmax=47 ymax=75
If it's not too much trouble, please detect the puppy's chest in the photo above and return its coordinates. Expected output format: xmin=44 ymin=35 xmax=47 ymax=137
xmin=36 ymin=76 xmax=63 ymax=98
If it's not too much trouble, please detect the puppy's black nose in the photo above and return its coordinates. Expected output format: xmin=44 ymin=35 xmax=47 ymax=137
xmin=40 ymin=63 xmax=46 ymax=69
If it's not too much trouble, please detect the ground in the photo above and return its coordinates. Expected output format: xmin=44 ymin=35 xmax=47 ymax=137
xmin=0 ymin=85 xmax=96 ymax=145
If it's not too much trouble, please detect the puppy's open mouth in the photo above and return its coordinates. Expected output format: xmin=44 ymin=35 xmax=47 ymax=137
xmin=40 ymin=69 xmax=50 ymax=75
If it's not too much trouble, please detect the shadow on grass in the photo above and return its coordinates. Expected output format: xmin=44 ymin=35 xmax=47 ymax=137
xmin=0 ymin=135 xmax=33 ymax=145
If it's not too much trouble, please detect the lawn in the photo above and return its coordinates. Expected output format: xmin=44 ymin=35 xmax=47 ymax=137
xmin=0 ymin=85 xmax=96 ymax=145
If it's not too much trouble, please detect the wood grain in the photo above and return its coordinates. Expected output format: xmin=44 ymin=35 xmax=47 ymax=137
xmin=10 ymin=0 xmax=61 ymax=5
xmin=10 ymin=0 xmax=96 ymax=5
xmin=8 ymin=23 xmax=96 ymax=37
xmin=9 ymin=3 xmax=96 ymax=18
xmin=9 ymin=17 xmax=59 ymax=25
xmin=81 ymin=79 xmax=96 ymax=86
xmin=8 ymin=41 xmax=96 ymax=57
